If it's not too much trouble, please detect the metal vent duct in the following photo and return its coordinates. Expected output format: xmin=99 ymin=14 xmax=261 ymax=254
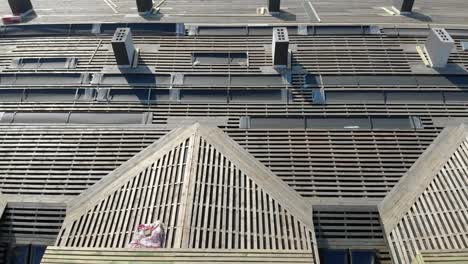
xmin=7 ymin=0 xmax=33 ymax=15
xmin=268 ymin=0 xmax=281 ymax=13
xmin=393 ymin=0 xmax=414 ymax=13
xmin=425 ymin=28 xmax=454 ymax=68
xmin=111 ymin=28 xmax=135 ymax=66
xmin=272 ymin=27 xmax=289 ymax=66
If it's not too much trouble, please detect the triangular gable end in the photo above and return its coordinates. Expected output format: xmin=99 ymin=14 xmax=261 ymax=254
xmin=57 ymin=124 xmax=198 ymax=248
xmin=57 ymin=124 xmax=317 ymax=261
xmin=181 ymin=133 xmax=314 ymax=252
xmin=379 ymin=125 xmax=468 ymax=264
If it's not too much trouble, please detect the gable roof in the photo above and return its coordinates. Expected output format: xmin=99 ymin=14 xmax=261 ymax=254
xmin=379 ymin=125 xmax=467 ymax=230
xmin=57 ymin=124 xmax=317 ymax=259
xmin=379 ymin=124 xmax=468 ymax=264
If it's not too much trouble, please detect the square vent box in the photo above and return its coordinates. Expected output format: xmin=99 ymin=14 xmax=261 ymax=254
xmin=111 ymin=28 xmax=135 ymax=66
xmin=425 ymin=28 xmax=454 ymax=68
xmin=272 ymin=27 xmax=289 ymax=66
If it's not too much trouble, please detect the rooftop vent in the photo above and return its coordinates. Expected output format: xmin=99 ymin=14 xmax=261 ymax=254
xmin=136 ymin=0 xmax=153 ymax=13
xmin=7 ymin=0 xmax=33 ymax=15
xmin=425 ymin=28 xmax=454 ymax=68
xmin=268 ymin=0 xmax=281 ymax=13
xmin=111 ymin=28 xmax=135 ymax=66
xmin=392 ymin=0 xmax=414 ymax=13
xmin=272 ymin=27 xmax=289 ymax=67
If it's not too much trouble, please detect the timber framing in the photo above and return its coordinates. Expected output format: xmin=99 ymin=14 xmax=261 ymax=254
xmin=379 ymin=124 xmax=468 ymax=264
xmin=41 ymin=247 xmax=316 ymax=264
xmin=379 ymin=125 xmax=467 ymax=231
xmin=56 ymin=124 xmax=318 ymax=261
xmin=0 ymin=4 xmax=468 ymax=261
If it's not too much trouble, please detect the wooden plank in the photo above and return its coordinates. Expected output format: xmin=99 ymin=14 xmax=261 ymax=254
xmin=197 ymin=125 xmax=315 ymax=229
xmin=66 ymin=125 xmax=197 ymax=216
xmin=379 ymin=125 xmax=467 ymax=231
xmin=41 ymin=247 xmax=315 ymax=264
xmin=381 ymin=126 xmax=468 ymax=264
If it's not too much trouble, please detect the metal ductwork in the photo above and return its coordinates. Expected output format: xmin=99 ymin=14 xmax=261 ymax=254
xmin=425 ymin=28 xmax=454 ymax=68
xmin=7 ymin=0 xmax=33 ymax=15
xmin=272 ymin=27 xmax=289 ymax=66
xmin=136 ymin=0 xmax=153 ymax=13
xmin=392 ymin=0 xmax=414 ymax=13
xmin=268 ymin=0 xmax=281 ymax=13
xmin=111 ymin=28 xmax=136 ymax=66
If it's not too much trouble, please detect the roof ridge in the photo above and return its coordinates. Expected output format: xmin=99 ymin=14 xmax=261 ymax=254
xmin=379 ymin=124 xmax=467 ymax=232
xmin=58 ymin=123 xmax=317 ymax=255
xmin=66 ymin=124 xmax=199 ymax=216
xmin=197 ymin=125 xmax=314 ymax=229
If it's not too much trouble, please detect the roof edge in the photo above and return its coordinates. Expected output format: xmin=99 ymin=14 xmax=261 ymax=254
xmin=378 ymin=124 xmax=467 ymax=232
xmin=198 ymin=125 xmax=314 ymax=229
xmin=66 ymin=124 xmax=199 ymax=216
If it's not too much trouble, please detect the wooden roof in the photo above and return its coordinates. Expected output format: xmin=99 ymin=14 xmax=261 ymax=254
xmin=57 ymin=124 xmax=318 ymax=261
xmin=411 ymin=250 xmax=468 ymax=264
xmin=379 ymin=124 xmax=468 ymax=264
xmin=41 ymin=247 xmax=316 ymax=264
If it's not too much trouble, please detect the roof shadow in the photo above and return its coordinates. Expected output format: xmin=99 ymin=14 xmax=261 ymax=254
xmin=118 ymin=54 xmax=156 ymax=105
xmin=401 ymin=11 xmax=432 ymax=22
xmin=19 ymin=10 xmax=37 ymax=23
xmin=271 ymin=10 xmax=297 ymax=21
xmin=138 ymin=11 xmax=162 ymax=21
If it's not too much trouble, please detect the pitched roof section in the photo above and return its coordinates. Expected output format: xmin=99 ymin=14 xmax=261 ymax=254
xmin=379 ymin=125 xmax=468 ymax=264
xmin=59 ymin=125 xmax=195 ymax=248
xmin=57 ymin=124 xmax=316 ymax=257
xmin=411 ymin=250 xmax=468 ymax=264
xmin=184 ymin=136 xmax=314 ymax=251
xmin=379 ymin=125 xmax=467 ymax=230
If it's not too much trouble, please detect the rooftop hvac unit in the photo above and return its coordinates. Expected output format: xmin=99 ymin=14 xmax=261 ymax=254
xmin=112 ymin=28 xmax=135 ymax=66
xmin=272 ymin=27 xmax=289 ymax=66
xmin=425 ymin=28 xmax=454 ymax=68
xmin=136 ymin=0 xmax=153 ymax=13
xmin=7 ymin=0 xmax=33 ymax=15
xmin=392 ymin=0 xmax=414 ymax=13
xmin=268 ymin=0 xmax=281 ymax=13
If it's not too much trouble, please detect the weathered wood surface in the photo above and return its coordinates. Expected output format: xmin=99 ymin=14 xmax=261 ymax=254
xmin=57 ymin=124 xmax=317 ymax=262
xmin=379 ymin=125 xmax=466 ymax=230
xmin=411 ymin=250 xmax=468 ymax=264
xmin=379 ymin=125 xmax=468 ymax=264
xmin=0 ymin=201 xmax=66 ymax=245
xmin=41 ymin=247 xmax=315 ymax=264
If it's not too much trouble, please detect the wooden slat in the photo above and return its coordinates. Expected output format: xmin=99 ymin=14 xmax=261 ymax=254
xmin=380 ymin=125 xmax=468 ymax=264
xmin=411 ymin=250 xmax=468 ymax=264
xmin=56 ymin=125 xmax=319 ymax=263
xmin=40 ymin=247 xmax=315 ymax=264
